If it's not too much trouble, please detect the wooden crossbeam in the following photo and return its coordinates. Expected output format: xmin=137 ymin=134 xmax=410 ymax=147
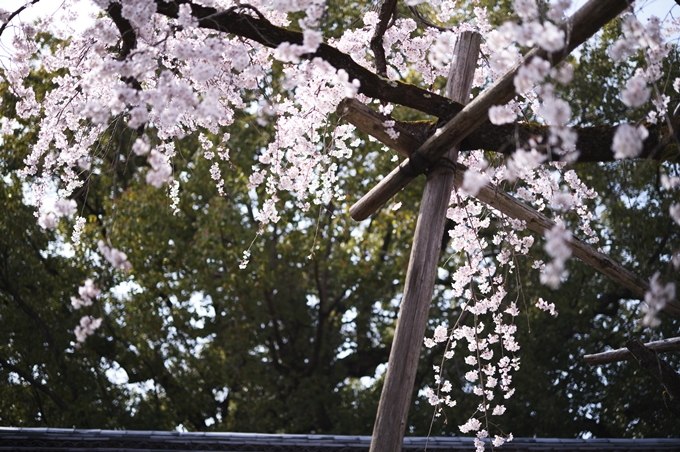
xmin=337 ymin=98 xmax=428 ymax=157
xmin=349 ymin=0 xmax=631 ymax=222
xmin=451 ymin=167 xmax=680 ymax=318
xmin=585 ymin=338 xmax=680 ymax=365
xmin=339 ymin=98 xmax=680 ymax=319
xmin=337 ymin=98 xmax=680 ymax=163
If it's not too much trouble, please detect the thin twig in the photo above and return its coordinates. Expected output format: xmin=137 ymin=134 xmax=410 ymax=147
xmin=408 ymin=5 xmax=453 ymax=32
xmin=0 ymin=0 xmax=41 ymax=37
xmin=0 ymin=357 xmax=68 ymax=411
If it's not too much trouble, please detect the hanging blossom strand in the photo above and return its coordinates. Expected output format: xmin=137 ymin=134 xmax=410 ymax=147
xmin=1 ymin=0 xmax=677 ymax=444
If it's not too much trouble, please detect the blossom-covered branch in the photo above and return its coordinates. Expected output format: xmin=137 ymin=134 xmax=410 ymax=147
xmin=463 ymin=117 xmax=680 ymax=162
xmin=0 ymin=357 xmax=68 ymax=411
xmin=106 ymin=2 xmax=138 ymax=60
xmin=0 ymin=0 xmax=41 ymax=37
xmin=144 ymin=0 xmax=464 ymax=118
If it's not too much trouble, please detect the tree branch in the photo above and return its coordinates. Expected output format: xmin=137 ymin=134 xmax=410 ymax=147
xmin=0 ymin=357 xmax=68 ymax=411
xmin=337 ymin=97 xmax=680 ymax=163
xmin=340 ymin=347 xmax=390 ymax=378
xmin=0 ymin=0 xmax=41 ymax=38
xmin=461 ymin=117 xmax=680 ymax=163
xmin=106 ymin=3 xmax=143 ymax=93
xmin=370 ymin=0 xmax=398 ymax=78
xmin=407 ymin=5 xmax=451 ymax=32
xmin=0 ymin=272 xmax=56 ymax=349
xmin=148 ymin=0 xmax=463 ymax=119
xmin=106 ymin=2 xmax=137 ymax=60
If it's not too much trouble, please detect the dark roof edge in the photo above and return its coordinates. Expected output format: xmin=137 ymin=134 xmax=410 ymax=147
xmin=1 ymin=427 xmax=679 ymax=451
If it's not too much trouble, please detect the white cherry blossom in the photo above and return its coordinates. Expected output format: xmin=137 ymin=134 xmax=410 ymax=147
xmin=611 ymin=124 xmax=648 ymax=159
xmin=74 ymin=316 xmax=103 ymax=343
xmin=621 ymin=75 xmax=651 ymax=108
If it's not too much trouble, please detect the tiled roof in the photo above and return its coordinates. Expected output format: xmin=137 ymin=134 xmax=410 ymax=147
xmin=0 ymin=428 xmax=679 ymax=451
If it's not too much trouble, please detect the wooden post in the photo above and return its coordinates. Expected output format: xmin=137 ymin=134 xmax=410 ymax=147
xmin=369 ymin=31 xmax=481 ymax=452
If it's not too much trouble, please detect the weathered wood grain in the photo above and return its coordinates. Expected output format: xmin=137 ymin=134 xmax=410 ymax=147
xmin=585 ymin=338 xmax=680 ymax=365
xmin=368 ymin=31 xmax=481 ymax=452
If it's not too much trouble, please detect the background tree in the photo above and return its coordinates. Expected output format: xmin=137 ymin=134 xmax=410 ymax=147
xmin=0 ymin=0 xmax=678 ymax=440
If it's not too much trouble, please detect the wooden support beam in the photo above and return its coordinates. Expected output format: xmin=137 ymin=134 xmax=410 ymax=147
xmin=349 ymin=0 xmax=631 ymax=222
xmin=337 ymin=98 xmax=428 ymax=157
xmin=338 ymin=97 xmax=680 ymax=319
xmin=625 ymin=338 xmax=680 ymax=416
xmin=448 ymin=164 xmax=680 ymax=318
xmin=455 ymin=164 xmax=680 ymax=317
xmin=369 ymin=31 xmax=481 ymax=452
xmin=337 ymin=98 xmax=680 ymax=163
xmin=449 ymin=163 xmax=680 ymax=318
xmin=584 ymin=337 xmax=680 ymax=365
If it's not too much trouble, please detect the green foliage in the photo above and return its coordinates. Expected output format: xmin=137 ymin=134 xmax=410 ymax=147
xmin=1 ymin=3 xmax=680 ymax=440
xmin=0 ymin=61 xmax=424 ymax=431
xmin=0 ymin=93 xmax=132 ymax=429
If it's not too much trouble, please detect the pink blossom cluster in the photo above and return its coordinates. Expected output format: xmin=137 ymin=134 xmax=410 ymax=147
xmin=69 ymin=272 xmax=104 ymax=344
xmin=38 ymin=198 xmax=77 ymax=230
xmin=423 ymin=0 xmax=623 ymax=441
xmin=540 ymin=220 xmax=572 ymax=289
xmin=98 ymin=240 xmax=132 ymax=271
xmin=642 ymin=273 xmax=676 ymax=328
xmin=536 ymin=297 xmax=558 ymax=317
xmin=71 ymin=279 xmax=101 ymax=309
xmin=75 ymin=316 xmax=103 ymax=343
xmin=610 ymin=14 xmax=668 ymax=122
xmin=423 ymin=174 xmax=534 ymax=446
xmin=612 ymin=124 xmax=649 ymax=160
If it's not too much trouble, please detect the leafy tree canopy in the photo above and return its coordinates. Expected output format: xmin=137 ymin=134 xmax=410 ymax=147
xmin=0 ymin=0 xmax=678 ymax=441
